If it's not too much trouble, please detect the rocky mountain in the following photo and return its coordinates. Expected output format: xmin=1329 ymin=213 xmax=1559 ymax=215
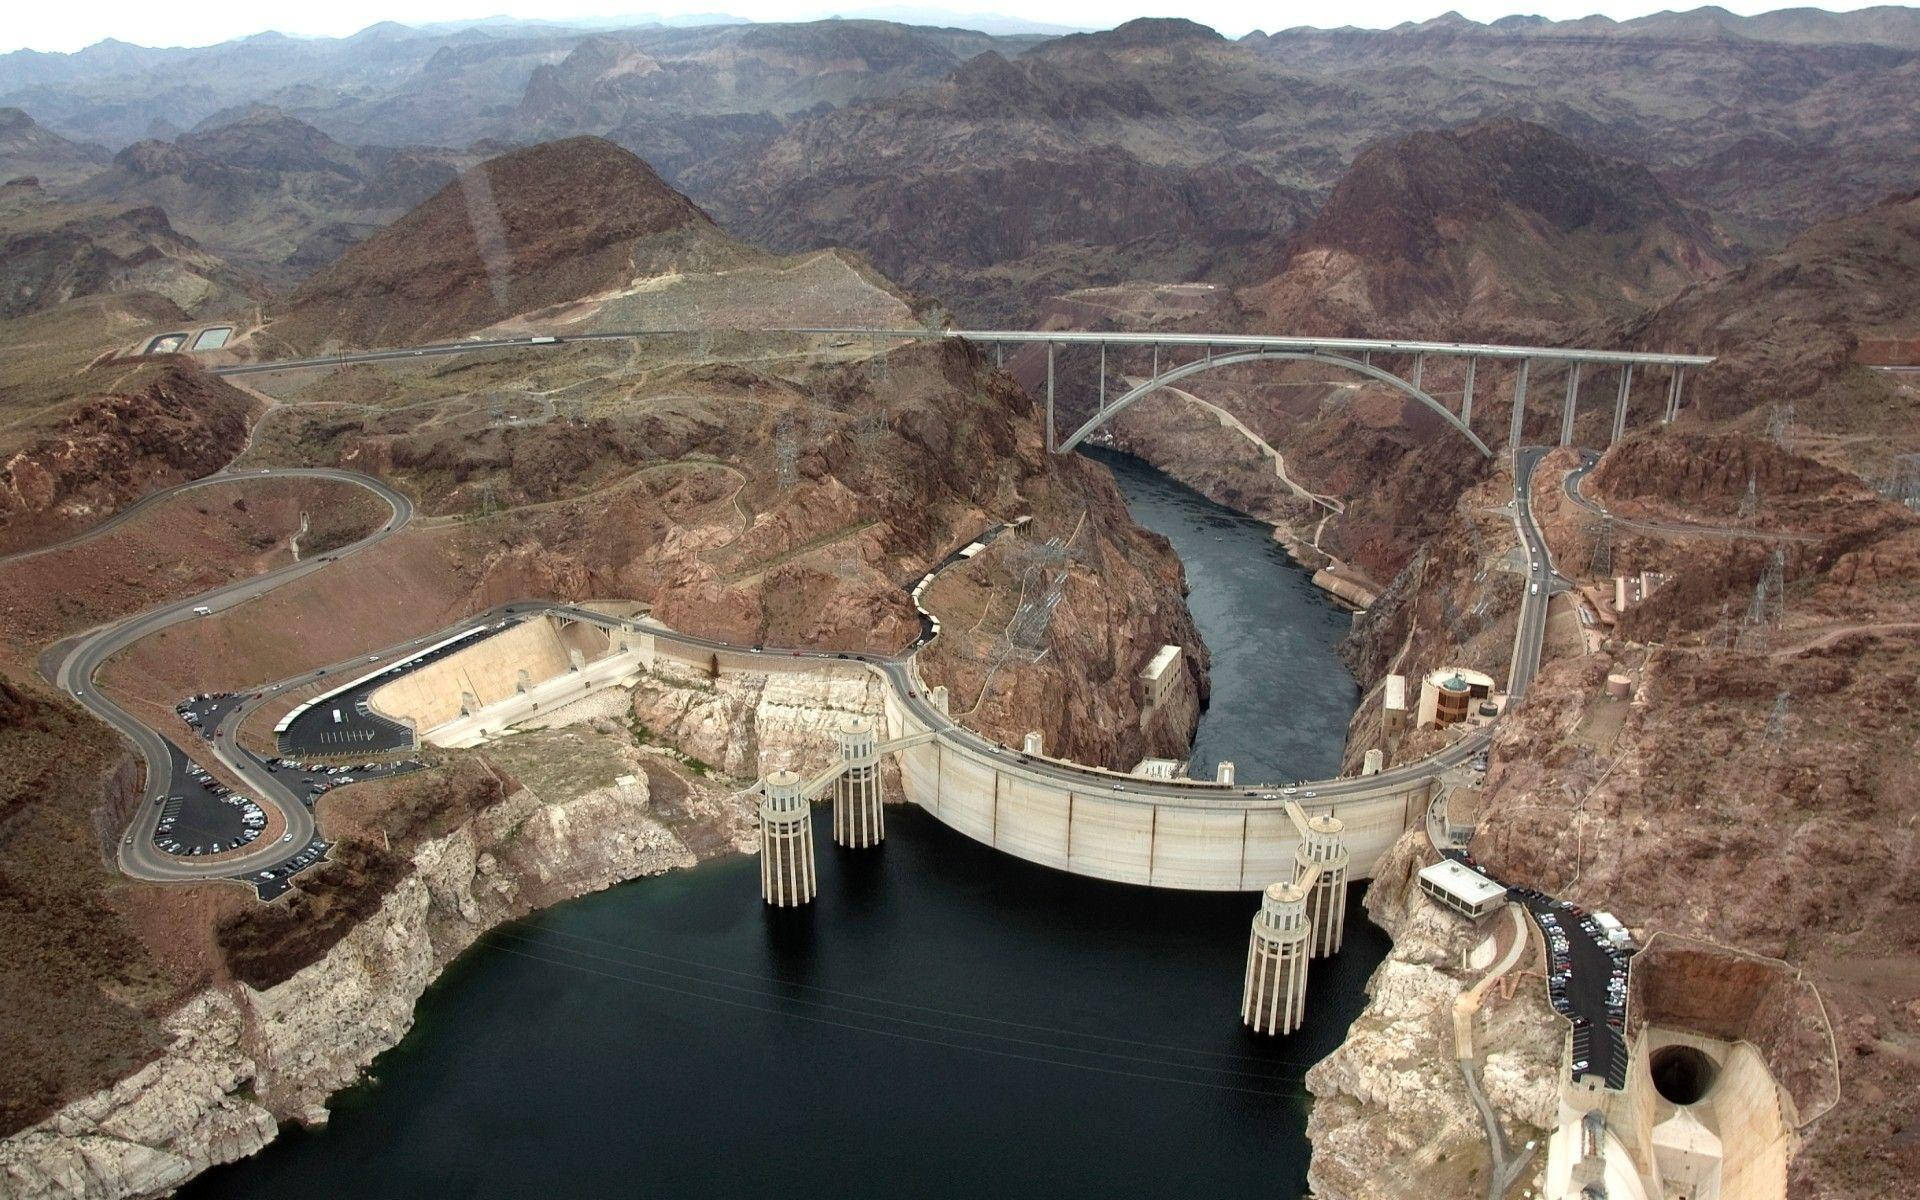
xmin=692 ymin=25 xmax=1320 ymax=322
xmin=1247 ymin=12 xmax=1920 ymax=248
xmin=75 ymin=108 xmax=475 ymax=287
xmin=0 ymin=183 xmax=267 ymax=319
xmin=1625 ymin=189 xmax=1920 ymax=459
xmin=268 ymin=136 xmax=741 ymax=351
xmin=0 ymin=106 xmax=108 ymax=186
xmin=5 ymin=11 xmax=1916 ymax=322
xmin=1239 ymin=119 xmax=1738 ymax=341
xmin=512 ymin=20 xmax=1024 ymax=179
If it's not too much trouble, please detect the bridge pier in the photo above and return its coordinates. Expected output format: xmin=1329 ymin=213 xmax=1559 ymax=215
xmin=1461 ymin=357 xmax=1476 ymax=428
xmin=1609 ymin=364 xmax=1634 ymax=446
xmin=1045 ymin=343 xmax=1056 ymax=452
xmin=1242 ymin=880 xmax=1312 ymax=1035
xmin=1664 ymin=367 xmax=1687 ymax=423
xmin=1296 ymin=814 xmax=1351 ymax=958
xmin=1509 ymin=359 xmax=1530 ymax=456
xmin=1560 ymin=363 xmax=1582 ymax=447
xmin=759 ymin=770 xmax=817 ymax=906
xmin=833 ymin=715 xmax=884 ymax=848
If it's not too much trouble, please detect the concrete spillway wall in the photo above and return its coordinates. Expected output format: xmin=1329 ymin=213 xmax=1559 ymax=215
xmin=371 ymin=616 xmax=612 ymax=731
xmin=879 ymin=681 xmax=1430 ymax=891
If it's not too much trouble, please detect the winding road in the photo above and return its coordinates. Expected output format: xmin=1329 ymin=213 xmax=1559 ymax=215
xmin=1507 ymin=447 xmax=1567 ymax=700
xmin=37 ymin=467 xmax=412 ymax=884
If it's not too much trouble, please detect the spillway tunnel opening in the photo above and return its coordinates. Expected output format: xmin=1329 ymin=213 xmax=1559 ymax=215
xmin=1649 ymin=1043 xmax=1718 ymax=1106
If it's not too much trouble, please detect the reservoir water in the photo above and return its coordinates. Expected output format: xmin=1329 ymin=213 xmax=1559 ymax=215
xmin=183 ymin=456 xmax=1372 ymax=1200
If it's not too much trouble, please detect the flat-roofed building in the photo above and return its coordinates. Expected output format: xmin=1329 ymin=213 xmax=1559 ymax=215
xmin=1383 ymin=674 xmax=1409 ymax=738
xmin=1141 ymin=644 xmax=1182 ymax=709
xmin=1417 ymin=859 xmax=1506 ymax=921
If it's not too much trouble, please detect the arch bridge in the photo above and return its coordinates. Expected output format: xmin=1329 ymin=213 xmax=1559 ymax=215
xmin=794 ymin=329 xmax=1715 ymax=458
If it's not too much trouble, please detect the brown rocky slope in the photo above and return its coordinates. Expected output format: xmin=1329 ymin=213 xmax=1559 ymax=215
xmin=1241 ymin=118 xmax=1737 ymax=342
xmin=269 ymin=136 xmax=737 ymax=353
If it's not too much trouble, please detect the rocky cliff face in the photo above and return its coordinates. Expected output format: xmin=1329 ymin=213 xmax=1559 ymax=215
xmin=0 ymin=359 xmax=258 ymax=555
xmin=0 ymin=765 xmax=720 ymax=1199
xmin=1319 ymin=414 xmax=1920 ymax=1197
xmin=1306 ymin=829 xmax=1560 ymax=1200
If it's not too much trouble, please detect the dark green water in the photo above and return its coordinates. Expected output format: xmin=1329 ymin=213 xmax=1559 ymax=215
xmin=183 ymin=457 xmax=1373 ymax=1200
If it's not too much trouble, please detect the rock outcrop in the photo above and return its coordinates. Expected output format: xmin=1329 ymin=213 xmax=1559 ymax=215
xmin=0 ymin=359 xmax=258 ymax=555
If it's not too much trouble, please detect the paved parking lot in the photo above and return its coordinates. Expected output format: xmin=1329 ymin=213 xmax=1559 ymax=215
xmin=276 ymin=620 xmax=521 ymax=756
xmin=240 ymin=835 xmax=332 ymax=901
xmin=146 ymin=743 xmax=270 ymax=858
xmin=1442 ymin=848 xmax=1633 ymax=1089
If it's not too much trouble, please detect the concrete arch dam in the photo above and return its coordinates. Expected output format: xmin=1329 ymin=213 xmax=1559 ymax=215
xmin=873 ymin=681 xmax=1461 ymax=891
xmin=377 ymin=609 xmax=1466 ymax=893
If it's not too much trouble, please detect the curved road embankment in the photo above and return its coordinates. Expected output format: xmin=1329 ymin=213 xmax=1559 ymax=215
xmin=35 ymin=467 xmax=413 ymax=884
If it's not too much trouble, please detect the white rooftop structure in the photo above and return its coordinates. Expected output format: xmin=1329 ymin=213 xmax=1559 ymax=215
xmin=1142 ymin=644 xmax=1181 ymax=681
xmin=1417 ymin=859 xmax=1507 ymax=921
xmin=1132 ymin=757 xmax=1180 ymax=781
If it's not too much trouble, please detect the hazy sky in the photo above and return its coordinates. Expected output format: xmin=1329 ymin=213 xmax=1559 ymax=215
xmin=6 ymin=1 xmax=1897 ymax=54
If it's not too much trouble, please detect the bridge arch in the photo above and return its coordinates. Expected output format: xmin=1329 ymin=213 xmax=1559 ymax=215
xmin=1055 ymin=349 xmax=1494 ymax=457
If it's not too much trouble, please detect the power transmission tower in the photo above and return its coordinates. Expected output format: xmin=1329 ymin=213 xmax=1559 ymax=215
xmin=1761 ymin=690 xmax=1793 ymax=753
xmin=1877 ymin=453 xmax=1920 ymax=507
xmin=1587 ymin=516 xmax=1614 ymax=578
xmin=1767 ymin=402 xmax=1795 ymax=447
xmin=852 ymin=408 xmax=888 ymax=450
xmin=773 ymin=411 xmax=804 ymax=489
xmin=1736 ymin=548 xmax=1787 ymax=651
xmin=1736 ymin=474 xmax=1759 ymax=522
xmin=476 ymin=480 xmax=497 ymax=519
xmin=1463 ymin=519 xmax=1492 ymax=581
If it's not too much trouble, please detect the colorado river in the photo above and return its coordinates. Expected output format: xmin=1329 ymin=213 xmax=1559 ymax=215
xmin=183 ymin=457 xmax=1372 ymax=1200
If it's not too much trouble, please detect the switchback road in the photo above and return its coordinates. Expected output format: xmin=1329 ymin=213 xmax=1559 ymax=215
xmin=40 ymin=468 xmax=412 ymax=885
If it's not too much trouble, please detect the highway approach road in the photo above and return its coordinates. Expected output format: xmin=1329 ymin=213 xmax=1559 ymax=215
xmin=1507 ymin=447 xmax=1568 ymax=700
xmin=40 ymin=467 xmax=412 ymax=885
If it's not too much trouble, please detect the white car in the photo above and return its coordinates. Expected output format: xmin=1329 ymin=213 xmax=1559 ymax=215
xmin=281 ymin=832 xmax=293 ymax=843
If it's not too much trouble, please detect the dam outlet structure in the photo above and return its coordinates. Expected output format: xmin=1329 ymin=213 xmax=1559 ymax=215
xmin=1296 ymin=813 xmax=1351 ymax=958
xmin=1241 ymin=870 xmax=1317 ymax=1036
xmin=759 ymin=770 xmax=818 ymax=907
xmin=833 ymin=715 xmax=885 ymax=849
